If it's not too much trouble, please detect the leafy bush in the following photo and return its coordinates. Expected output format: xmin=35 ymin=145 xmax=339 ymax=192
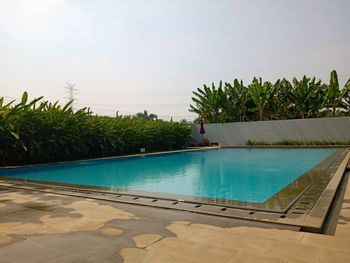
xmin=0 ymin=93 xmax=191 ymax=166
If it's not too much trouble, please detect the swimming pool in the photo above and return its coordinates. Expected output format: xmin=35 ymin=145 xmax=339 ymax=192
xmin=0 ymin=148 xmax=337 ymax=206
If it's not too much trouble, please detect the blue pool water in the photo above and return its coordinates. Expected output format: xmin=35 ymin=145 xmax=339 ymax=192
xmin=0 ymin=148 xmax=335 ymax=203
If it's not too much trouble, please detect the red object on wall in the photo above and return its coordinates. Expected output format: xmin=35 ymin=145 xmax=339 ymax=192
xmin=199 ymin=119 xmax=205 ymax=134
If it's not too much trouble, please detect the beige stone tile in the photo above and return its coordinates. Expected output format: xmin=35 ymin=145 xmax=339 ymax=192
xmin=133 ymin=234 xmax=162 ymax=248
xmin=286 ymin=259 xmax=312 ymax=263
xmin=148 ymin=237 xmax=239 ymax=263
xmin=320 ymin=250 xmax=350 ymax=263
xmin=341 ymin=205 xmax=350 ymax=211
xmin=148 ymin=237 xmax=197 ymax=254
xmin=71 ymin=220 xmax=104 ymax=232
xmin=335 ymin=224 xmax=350 ymax=238
xmin=166 ymin=223 xmax=195 ymax=239
xmin=167 ymin=223 xmax=277 ymax=254
xmin=302 ymin=233 xmax=350 ymax=252
xmin=6 ymin=223 xmax=44 ymax=235
xmin=120 ymin=247 xmax=150 ymax=263
xmin=0 ymin=198 xmax=137 ymax=241
xmin=0 ymin=233 xmax=11 ymax=245
xmin=99 ymin=227 xmax=123 ymax=236
xmin=190 ymin=223 xmax=226 ymax=232
xmin=147 ymin=253 xmax=198 ymax=263
xmin=339 ymin=209 xmax=350 ymax=217
xmin=268 ymin=242 xmax=325 ymax=263
xmin=227 ymin=234 xmax=277 ymax=255
xmin=172 ymin=221 xmax=191 ymax=225
xmin=227 ymin=226 xmax=304 ymax=244
xmin=0 ymin=222 xmax=23 ymax=234
xmin=232 ymin=251 xmax=287 ymax=263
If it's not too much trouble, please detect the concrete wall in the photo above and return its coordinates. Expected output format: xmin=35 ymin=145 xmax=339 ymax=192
xmin=192 ymin=117 xmax=350 ymax=145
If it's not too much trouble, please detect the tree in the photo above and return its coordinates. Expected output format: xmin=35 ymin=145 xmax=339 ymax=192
xmin=188 ymin=70 xmax=350 ymax=123
xmin=225 ymin=79 xmax=248 ymax=122
xmin=290 ymin=76 xmax=312 ymax=119
xmin=324 ymin=70 xmax=350 ymax=117
xmin=135 ymin=110 xmax=158 ymax=120
xmin=189 ymin=81 xmax=229 ymax=123
xmin=308 ymin=78 xmax=325 ymax=118
xmin=343 ymin=79 xmax=350 ymax=115
xmin=248 ymin=78 xmax=273 ymax=121
xmin=272 ymin=78 xmax=293 ymax=119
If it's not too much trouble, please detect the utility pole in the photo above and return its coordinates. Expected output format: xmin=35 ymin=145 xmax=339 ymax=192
xmin=63 ymin=82 xmax=78 ymax=111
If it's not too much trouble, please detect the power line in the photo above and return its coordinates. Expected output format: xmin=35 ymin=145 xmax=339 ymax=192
xmin=79 ymin=91 xmax=192 ymax=97
xmin=2 ymin=96 xmax=17 ymax=100
xmin=63 ymin=82 xmax=78 ymax=111
xmin=75 ymin=102 xmax=190 ymax=108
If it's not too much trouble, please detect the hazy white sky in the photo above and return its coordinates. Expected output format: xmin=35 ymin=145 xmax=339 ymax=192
xmin=1 ymin=0 xmax=349 ymax=120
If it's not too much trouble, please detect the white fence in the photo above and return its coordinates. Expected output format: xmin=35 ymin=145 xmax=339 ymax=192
xmin=192 ymin=117 xmax=350 ymax=146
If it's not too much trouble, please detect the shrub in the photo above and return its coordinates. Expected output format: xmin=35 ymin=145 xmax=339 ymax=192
xmin=0 ymin=93 xmax=191 ymax=166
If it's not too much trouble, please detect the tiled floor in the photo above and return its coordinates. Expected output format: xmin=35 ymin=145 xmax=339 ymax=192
xmin=0 ymin=175 xmax=349 ymax=263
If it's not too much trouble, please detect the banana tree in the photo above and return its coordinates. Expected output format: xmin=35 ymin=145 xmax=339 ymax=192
xmin=274 ymin=78 xmax=293 ymax=119
xmin=189 ymin=81 xmax=228 ymax=123
xmin=225 ymin=79 xmax=248 ymax=122
xmin=324 ymin=70 xmax=350 ymax=117
xmin=308 ymin=78 xmax=325 ymax=118
xmin=343 ymin=79 xmax=350 ymax=115
xmin=268 ymin=79 xmax=283 ymax=120
xmin=290 ymin=76 xmax=313 ymax=119
xmin=248 ymin=78 xmax=273 ymax=121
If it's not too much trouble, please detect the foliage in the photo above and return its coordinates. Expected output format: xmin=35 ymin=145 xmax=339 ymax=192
xmin=189 ymin=81 xmax=230 ymax=123
xmin=225 ymin=79 xmax=248 ymax=122
xmin=246 ymin=139 xmax=350 ymax=146
xmin=248 ymin=78 xmax=273 ymax=121
xmin=135 ymin=110 xmax=158 ymax=120
xmin=324 ymin=70 xmax=350 ymax=117
xmin=190 ymin=70 xmax=350 ymax=123
xmin=0 ymin=94 xmax=191 ymax=166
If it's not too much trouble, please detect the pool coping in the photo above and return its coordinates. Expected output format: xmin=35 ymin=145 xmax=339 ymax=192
xmin=0 ymin=147 xmax=349 ymax=233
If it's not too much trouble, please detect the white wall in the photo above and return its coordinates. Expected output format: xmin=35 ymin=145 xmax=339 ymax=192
xmin=192 ymin=117 xmax=350 ymax=145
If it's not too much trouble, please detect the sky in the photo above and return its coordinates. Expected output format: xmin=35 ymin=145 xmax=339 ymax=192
xmin=0 ymin=0 xmax=349 ymax=120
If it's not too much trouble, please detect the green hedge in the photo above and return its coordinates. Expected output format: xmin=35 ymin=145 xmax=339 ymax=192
xmin=0 ymin=93 xmax=191 ymax=166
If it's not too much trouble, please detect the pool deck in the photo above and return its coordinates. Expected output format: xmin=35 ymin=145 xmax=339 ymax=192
xmin=0 ymin=172 xmax=349 ymax=262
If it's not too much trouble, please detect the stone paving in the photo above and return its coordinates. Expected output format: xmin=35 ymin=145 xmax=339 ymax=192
xmin=0 ymin=175 xmax=349 ymax=263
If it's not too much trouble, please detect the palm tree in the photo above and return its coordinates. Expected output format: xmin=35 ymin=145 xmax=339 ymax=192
xmin=225 ymin=79 xmax=248 ymax=122
xmin=248 ymin=78 xmax=273 ymax=121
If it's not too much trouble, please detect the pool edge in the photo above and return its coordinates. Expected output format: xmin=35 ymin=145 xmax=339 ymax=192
xmin=0 ymin=148 xmax=348 ymax=233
